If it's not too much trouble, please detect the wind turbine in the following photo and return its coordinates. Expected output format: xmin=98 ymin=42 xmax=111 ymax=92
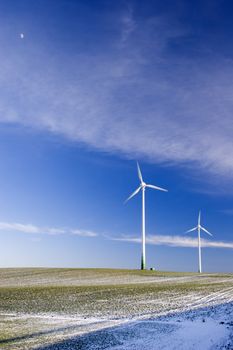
xmin=125 ymin=162 xmax=168 ymax=270
xmin=186 ymin=211 xmax=213 ymax=273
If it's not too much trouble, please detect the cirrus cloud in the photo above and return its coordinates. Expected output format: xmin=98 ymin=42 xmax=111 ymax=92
xmin=111 ymin=234 xmax=233 ymax=249
xmin=0 ymin=6 xmax=233 ymax=181
xmin=0 ymin=222 xmax=98 ymax=237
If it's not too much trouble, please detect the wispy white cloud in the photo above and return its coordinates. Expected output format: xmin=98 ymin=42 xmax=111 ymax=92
xmin=0 ymin=222 xmax=98 ymax=237
xmin=120 ymin=6 xmax=136 ymax=44
xmin=0 ymin=7 xmax=233 ymax=180
xmin=70 ymin=229 xmax=98 ymax=237
xmin=1 ymin=221 xmax=232 ymax=248
xmin=112 ymin=234 xmax=233 ymax=249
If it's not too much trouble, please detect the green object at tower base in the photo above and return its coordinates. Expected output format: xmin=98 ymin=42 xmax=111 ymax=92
xmin=141 ymin=257 xmax=146 ymax=270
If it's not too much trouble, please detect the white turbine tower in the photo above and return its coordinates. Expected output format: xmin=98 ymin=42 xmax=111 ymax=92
xmin=186 ymin=211 xmax=213 ymax=273
xmin=125 ymin=162 xmax=168 ymax=270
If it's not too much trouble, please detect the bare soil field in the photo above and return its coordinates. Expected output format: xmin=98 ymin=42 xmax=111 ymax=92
xmin=0 ymin=268 xmax=232 ymax=349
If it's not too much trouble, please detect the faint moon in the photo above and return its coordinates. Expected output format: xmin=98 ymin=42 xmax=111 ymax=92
xmin=20 ymin=33 xmax=24 ymax=39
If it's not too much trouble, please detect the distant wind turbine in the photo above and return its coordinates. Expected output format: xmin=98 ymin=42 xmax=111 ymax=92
xmin=186 ymin=211 xmax=213 ymax=273
xmin=125 ymin=162 xmax=168 ymax=270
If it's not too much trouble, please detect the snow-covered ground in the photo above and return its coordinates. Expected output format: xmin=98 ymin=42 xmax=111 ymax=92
xmin=1 ymin=301 xmax=232 ymax=349
xmin=0 ymin=269 xmax=232 ymax=349
xmin=24 ymin=302 xmax=231 ymax=349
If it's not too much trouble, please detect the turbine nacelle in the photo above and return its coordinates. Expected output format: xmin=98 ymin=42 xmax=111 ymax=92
xmin=185 ymin=211 xmax=213 ymax=237
xmin=125 ymin=162 xmax=168 ymax=203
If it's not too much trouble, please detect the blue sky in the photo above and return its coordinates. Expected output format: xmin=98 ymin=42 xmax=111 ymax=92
xmin=0 ymin=0 xmax=233 ymax=272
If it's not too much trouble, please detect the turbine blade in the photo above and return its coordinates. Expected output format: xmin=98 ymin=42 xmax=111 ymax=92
xmin=146 ymin=184 xmax=168 ymax=192
xmin=137 ymin=162 xmax=143 ymax=184
xmin=185 ymin=226 xmax=197 ymax=233
xmin=124 ymin=186 xmax=141 ymax=203
xmin=198 ymin=211 xmax=201 ymax=226
xmin=201 ymin=226 xmax=213 ymax=236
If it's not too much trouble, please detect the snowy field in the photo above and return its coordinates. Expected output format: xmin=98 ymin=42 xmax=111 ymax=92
xmin=0 ymin=268 xmax=232 ymax=349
